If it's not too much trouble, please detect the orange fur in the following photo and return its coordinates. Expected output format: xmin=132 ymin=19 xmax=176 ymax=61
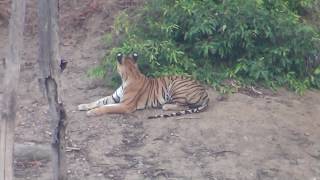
xmin=81 ymin=53 xmax=209 ymax=117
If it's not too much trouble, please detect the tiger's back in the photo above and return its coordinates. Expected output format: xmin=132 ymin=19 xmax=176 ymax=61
xmin=135 ymin=76 xmax=208 ymax=110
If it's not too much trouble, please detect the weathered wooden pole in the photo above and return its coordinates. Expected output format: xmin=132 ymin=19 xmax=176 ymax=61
xmin=0 ymin=0 xmax=26 ymax=180
xmin=38 ymin=0 xmax=67 ymax=179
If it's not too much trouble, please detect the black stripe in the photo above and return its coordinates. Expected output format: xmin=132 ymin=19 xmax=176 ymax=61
xmin=161 ymin=87 xmax=166 ymax=102
xmin=144 ymin=80 xmax=152 ymax=108
xmin=187 ymin=84 xmax=204 ymax=91
xmin=171 ymin=90 xmax=188 ymax=97
xmin=172 ymin=96 xmax=187 ymax=102
xmin=150 ymin=80 xmax=157 ymax=107
xmin=115 ymin=90 xmax=120 ymax=99
xmin=103 ymin=98 xmax=108 ymax=105
xmin=171 ymin=80 xmax=194 ymax=90
xmin=161 ymin=77 xmax=168 ymax=89
xmin=112 ymin=92 xmax=120 ymax=102
xmin=112 ymin=95 xmax=118 ymax=103
xmin=185 ymin=110 xmax=192 ymax=114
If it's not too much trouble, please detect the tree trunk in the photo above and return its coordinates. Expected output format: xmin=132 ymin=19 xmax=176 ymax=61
xmin=38 ymin=0 xmax=67 ymax=179
xmin=0 ymin=0 xmax=26 ymax=180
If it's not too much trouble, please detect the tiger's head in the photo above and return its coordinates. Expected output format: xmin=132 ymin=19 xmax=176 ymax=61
xmin=116 ymin=52 xmax=143 ymax=81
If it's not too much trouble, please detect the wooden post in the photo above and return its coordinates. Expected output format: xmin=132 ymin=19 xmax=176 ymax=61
xmin=38 ymin=0 xmax=67 ymax=180
xmin=0 ymin=0 xmax=26 ymax=180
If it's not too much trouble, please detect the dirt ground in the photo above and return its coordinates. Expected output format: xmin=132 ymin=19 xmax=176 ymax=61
xmin=1 ymin=0 xmax=320 ymax=180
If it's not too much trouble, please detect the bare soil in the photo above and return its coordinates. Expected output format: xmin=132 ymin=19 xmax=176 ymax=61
xmin=0 ymin=0 xmax=320 ymax=180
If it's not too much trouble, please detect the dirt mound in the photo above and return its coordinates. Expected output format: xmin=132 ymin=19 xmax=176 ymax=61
xmin=0 ymin=1 xmax=320 ymax=180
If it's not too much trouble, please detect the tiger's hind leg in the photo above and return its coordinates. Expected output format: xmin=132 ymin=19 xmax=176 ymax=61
xmin=162 ymin=104 xmax=188 ymax=111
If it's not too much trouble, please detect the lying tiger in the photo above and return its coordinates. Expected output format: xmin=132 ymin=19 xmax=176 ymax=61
xmin=78 ymin=53 xmax=209 ymax=119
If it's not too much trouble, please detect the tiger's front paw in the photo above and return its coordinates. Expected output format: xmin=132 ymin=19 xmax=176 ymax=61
xmin=86 ymin=109 xmax=100 ymax=117
xmin=78 ymin=104 xmax=89 ymax=111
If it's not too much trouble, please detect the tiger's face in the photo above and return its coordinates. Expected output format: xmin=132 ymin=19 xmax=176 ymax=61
xmin=116 ymin=53 xmax=140 ymax=81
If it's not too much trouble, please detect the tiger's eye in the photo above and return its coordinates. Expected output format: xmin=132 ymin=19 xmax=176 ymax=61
xmin=132 ymin=53 xmax=138 ymax=62
xmin=117 ymin=53 xmax=123 ymax=64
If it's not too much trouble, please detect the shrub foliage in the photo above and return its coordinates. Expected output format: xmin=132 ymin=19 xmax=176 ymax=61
xmin=92 ymin=0 xmax=320 ymax=93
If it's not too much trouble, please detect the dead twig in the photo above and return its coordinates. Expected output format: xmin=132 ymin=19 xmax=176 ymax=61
xmin=251 ymin=86 xmax=263 ymax=95
xmin=210 ymin=150 xmax=240 ymax=158
xmin=65 ymin=147 xmax=81 ymax=152
xmin=175 ymin=116 xmax=201 ymax=120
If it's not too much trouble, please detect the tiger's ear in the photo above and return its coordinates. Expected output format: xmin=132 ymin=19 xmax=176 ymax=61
xmin=132 ymin=52 xmax=138 ymax=62
xmin=116 ymin=53 xmax=123 ymax=64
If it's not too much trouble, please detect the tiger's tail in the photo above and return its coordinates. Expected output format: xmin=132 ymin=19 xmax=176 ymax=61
xmin=147 ymin=100 xmax=209 ymax=119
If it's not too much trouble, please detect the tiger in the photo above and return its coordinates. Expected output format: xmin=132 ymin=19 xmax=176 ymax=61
xmin=78 ymin=52 xmax=209 ymax=119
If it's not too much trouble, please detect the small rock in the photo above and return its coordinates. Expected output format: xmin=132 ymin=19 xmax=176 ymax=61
xmin=45 ymin=131 xmax=52 ymax=136
xmin=216 ymin=94 xmax=228 ymax=101
xmin=306 ymin=145 xmax=320 ymax=160
xmin=15 ymin=143 xmax=51 ymax=161
xmin=244 ymin=136 xmax=249 ymax=141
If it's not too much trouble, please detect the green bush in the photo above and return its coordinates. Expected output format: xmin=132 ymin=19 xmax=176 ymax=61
xmin=92 ymin=0 xmax=320 ymax=93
